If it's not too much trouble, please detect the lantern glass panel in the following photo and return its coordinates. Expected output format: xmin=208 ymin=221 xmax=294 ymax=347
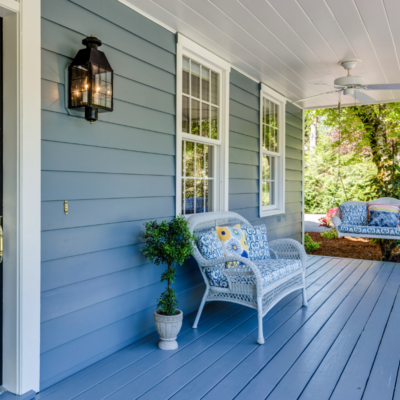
xmin=70 ymin=64 xmax=89 ymax=107
xmin=91 ymin=64 xmax=112 ymax=110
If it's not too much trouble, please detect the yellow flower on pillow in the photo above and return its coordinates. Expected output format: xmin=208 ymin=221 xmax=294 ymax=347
xmin=215 ymin=224 xmax=249 ymax=268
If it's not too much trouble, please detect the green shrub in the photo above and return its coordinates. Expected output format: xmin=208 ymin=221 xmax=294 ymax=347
xmin=142 ymin=215 xmax=196 ymax=315
xmin=304 ymin=233 xmax=321 ymax=252
xmin=321 ymin=229 xmax=338 ymax=239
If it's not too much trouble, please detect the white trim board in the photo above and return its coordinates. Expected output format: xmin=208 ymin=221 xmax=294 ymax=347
xmin=2 ymin=0 xmax=41 ymax=395
xmin=176 ymin=34 xmax=230 ymax=216
xmin=117 ymin=0 xmax=177 ymax=33
xmin=259 ymin=84 xmax=286 ymax=218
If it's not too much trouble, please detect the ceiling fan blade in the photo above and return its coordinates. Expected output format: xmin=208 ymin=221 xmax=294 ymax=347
xmin=313 ymin=83 xmax=346 ymax=88
xmin=364 ymin=83 xmax=400 ymax=90
xmin=293 ymin=89 xmax=342 ymax=104
xmin=349 ymin=91 xmax=376 ymax=104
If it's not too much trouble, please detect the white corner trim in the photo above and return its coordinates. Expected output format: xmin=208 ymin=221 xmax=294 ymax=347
xmin=0 ymin=0 xmax=19 ymax=14
xmin=178 ymin=33 xmax=231 ymax=72
xmin=261 ymin=83 xmax=287 ymax=104
xmin=117 ymin=0 xmax=177 ymax=33
xmin=2 ymin=0 xmax=41 ymax=395
xmin=301 ymin=109 xmax=305 ymax=245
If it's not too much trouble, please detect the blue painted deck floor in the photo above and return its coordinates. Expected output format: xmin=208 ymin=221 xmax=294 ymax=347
xmin=35 ymin=255 xmax=400 ymax=400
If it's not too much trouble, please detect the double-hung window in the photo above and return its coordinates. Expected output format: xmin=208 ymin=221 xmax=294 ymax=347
xmin=259 ymin=84 xmax=286 ymax=217
xmin=176 ymin=34 xmax=230 ymax=216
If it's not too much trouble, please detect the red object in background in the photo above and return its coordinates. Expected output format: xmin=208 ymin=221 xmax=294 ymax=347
xmin=319 ymin=207 xmax=338 ymax=227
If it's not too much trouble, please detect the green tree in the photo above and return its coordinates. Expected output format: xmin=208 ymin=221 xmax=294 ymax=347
xmin=310 ymin=103 xmax=400 ymax=198
xmin=142 ymin=215 xmax=196 ymax=315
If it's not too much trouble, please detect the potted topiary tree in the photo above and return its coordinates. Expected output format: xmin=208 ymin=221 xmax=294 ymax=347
xmin=142 ymin=215 xmax=195 ymax=350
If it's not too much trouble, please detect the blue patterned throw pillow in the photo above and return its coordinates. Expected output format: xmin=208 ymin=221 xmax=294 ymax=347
xmin=197 ymin=229 xmax=225 ymax=267
xmin=339 ymin=205 xmax=368 ymax=226
xmin=197 ymin=230 xmax=228 ymax=287
xmin=241 ymin=224 xmax=271 ymax=261
xmin=369 ymin=210 xmax=399 ymax=228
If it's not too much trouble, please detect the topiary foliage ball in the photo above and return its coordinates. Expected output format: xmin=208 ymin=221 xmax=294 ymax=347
xmin=142 ymin=215 xmax=196 ymax=316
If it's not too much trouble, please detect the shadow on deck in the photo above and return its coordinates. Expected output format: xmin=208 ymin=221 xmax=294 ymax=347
xmin=33 ymin=255 xmax=400 ymax=400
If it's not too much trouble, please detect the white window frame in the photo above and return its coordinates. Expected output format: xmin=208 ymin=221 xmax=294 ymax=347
xmin=259 ymin=84 xmax=286 ymax=217
xmin=176 ymin=34 xmax=230 ymax=216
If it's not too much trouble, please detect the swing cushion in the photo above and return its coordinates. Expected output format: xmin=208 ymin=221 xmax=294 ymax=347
xmin=369 ymin=211 xmax=399 ymax=228
xmin=339 ymin=204 xmax=368 ymax=226
xmin=339 ymin=224 xmax=400 ymax=237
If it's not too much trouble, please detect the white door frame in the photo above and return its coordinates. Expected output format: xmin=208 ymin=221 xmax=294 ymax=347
xmin=1 ymin=0 xmax=41 ymax=395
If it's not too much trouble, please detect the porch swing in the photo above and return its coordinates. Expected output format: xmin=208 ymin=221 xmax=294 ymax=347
xmin=329 ymin=99 xmax=400 ymax=240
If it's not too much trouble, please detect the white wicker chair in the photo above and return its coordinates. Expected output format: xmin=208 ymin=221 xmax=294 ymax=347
xmin=188 ymin=211 xmax=307 ymax=345
xmin=332 ymin=197 xmax=400 ymax=240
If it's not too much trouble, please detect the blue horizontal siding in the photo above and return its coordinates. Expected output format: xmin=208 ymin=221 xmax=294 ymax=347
xmin=39 ymin=0 xmax=187 ymax=389
xmin=40 ymin=1 xmax=304 ymax=390
xmin=228 ymin=69 xmax=303 ymax=233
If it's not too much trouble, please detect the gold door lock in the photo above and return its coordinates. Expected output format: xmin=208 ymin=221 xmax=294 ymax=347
xmin=0 ymin=216 xmax=3 ymax=263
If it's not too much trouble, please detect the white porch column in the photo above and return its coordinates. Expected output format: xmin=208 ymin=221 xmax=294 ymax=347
xmin=2 ymin=0 xmax=41 ymax=395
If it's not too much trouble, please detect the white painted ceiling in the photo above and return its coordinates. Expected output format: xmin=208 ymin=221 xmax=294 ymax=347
xmin=123 ymin=0 xmax=400 ymax=109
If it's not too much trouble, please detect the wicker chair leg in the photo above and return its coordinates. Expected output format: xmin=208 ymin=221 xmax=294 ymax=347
xmin=302 ymin=272 xmax=308 ymax=307
xmin=257 ymin=297 xmax=265 ymax=345
xmin=302 ymin=287 xmax=308 ymax=306
xmin=192 ymin=287 xmax=209 ymax=329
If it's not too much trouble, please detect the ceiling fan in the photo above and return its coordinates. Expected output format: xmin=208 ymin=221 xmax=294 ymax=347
xmin=294 ymin=60 xmax=400 ymax=104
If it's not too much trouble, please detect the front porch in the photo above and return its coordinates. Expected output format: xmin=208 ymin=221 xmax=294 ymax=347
xmin=33 ymin=255 xmax=400 ymax=400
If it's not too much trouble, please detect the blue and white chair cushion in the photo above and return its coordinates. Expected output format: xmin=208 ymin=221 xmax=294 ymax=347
xmin=242 ymin=224 xmax=271 ymax=261
xmin=197 ymin=229 xmax=228 ymax=287
xmin=339 ymin=204 xmax=368 ymax=226
xmin=208 ymin=259 xmax=302 ymax=288
xmin=369 ymin=210 xmax=399 ymax=228
xmin=339 ymin=224 xmax=400 ymax=236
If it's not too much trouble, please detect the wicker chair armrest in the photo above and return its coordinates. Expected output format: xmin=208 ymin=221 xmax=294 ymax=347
xmin=268 ymin=238 xmax=307 ymax=270
xmin=332 ymin=215 xmax=342 ymax=229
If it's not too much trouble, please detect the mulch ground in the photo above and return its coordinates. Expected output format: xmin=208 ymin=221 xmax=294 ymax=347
xmin=306 ymin=232 xmax=382 ymax=261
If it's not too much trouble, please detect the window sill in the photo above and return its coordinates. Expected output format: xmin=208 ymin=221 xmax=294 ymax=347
xmin=260 ymin=208 xmax=286 ymax=218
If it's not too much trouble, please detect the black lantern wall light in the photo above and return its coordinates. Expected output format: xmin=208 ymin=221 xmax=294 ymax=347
xmin=67 ymin=36 xmax=113 ymax=123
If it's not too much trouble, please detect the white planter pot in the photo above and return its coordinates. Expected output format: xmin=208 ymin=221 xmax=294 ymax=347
xmin=154 ymin=309 xmax=183 ymax=350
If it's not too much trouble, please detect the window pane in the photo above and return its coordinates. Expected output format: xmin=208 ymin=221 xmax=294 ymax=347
xmin=182 ymin=96 xmax=189 ymax=133
xmin=211 ymin=106 xmax=218 ymax=139
xmin=204 ymin=180 xmax=212 ymax=213
xmin=196 ymin=179 xmax=205 ymax=213
xmin=183 ymin=141 xmax=194 ymax=177
xmin=211 ymin=71 xmax=219 ymax=105
xmin=191 ymin=99 xmax=200 ymax=135
xmin=202 ymin=103 xmax=210 ymax=137
xmin=270 ymin=182 xmax=275 ymax=205
xmin=184 ymin=178 xmax=195 ymax=215
xmin=262 ymin=182 xmax=270 ymax=206
xmin=201 ymin=67 xmax=210 ymax=102
xmin=271 ymin=155 xmax=276 ymax=179
xmin=273 ymin=128 xmax=278 ymax=153
xmin=182 ymin=57 xmax=190 ymax=95
xmin=196 ymin=143 xmax=205 ymax=177
xmin=191 ymin=61 xmax=200 ymax=98
xmin=275 ymin=103 xmax=279 ymax=130
xmin=263 ymin=98 xmax=270 ymax=125
xmin=205 ymin=145 xmax=212 ymax=177
xmin=262 ymin=155 xmax=270 ymax=179
xmin=181 ymin=140 xmax=214 ymax=215
xmin=263 ymin=125 xmax=269 ymax=150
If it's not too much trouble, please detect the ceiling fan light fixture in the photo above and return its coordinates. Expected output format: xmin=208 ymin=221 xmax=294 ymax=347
xmin=343 ymin=88 xmax=354 ymax=96
xmin=334 ymin=75 xmax=364 ymax=87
